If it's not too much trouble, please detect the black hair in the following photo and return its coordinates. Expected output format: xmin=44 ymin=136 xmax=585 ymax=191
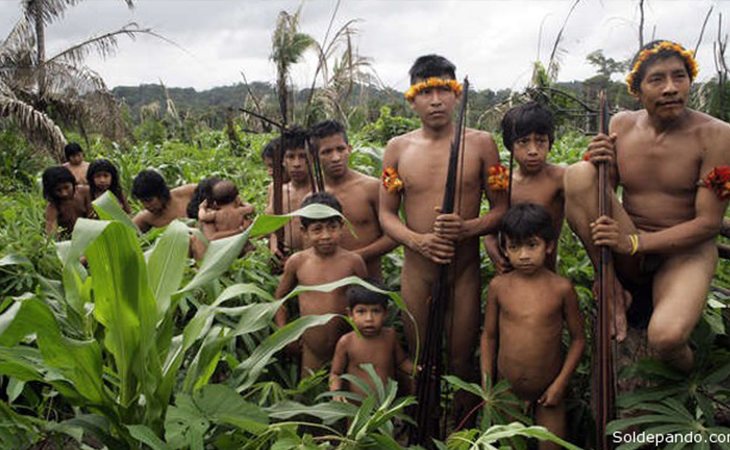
xmin=64 ymin=142 xmax=83 ymax=161
xmin=212 ymin=180 xmax=238 ymax=205
xmin=408 ymin=54 xmax=456 ymax=85
xmin=629 ymin=40 xmax=695 ymax=94
xmin=186 ymin=177 xmax=221 ymax=218
xmin=281 ymin=126 xmax=308 ymax=155
xmin=501 ymin=101 xmax=555 ymax=151
xmin=308 ymin=119 xmax=349 ymax=149
xmin=87 ymin=159 xmax=123 ymax=200
xmin=499 ymin=203 xmax=556 ymax=245
xmin=299 ymin=191 xmax=343 ymax=228
xmin=131 ymin=170 xmax=170 ymax=202
xmin=42 ymin=166 xmax=76 ymax=204
xmin=346 ymin=281 xmax=389 ymax=309
xmin=260 ymin=137 xmax=279 ymax=161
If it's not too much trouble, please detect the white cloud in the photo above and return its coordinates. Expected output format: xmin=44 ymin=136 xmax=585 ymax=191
xmin=0 ymin=0 xmax=725 ymax=91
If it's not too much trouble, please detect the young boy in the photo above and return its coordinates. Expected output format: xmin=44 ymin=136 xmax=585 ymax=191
xmin=62 ymin=143 xmax=90 ymax=186
xmin=310 ymin=119 xmax=397 ymax=279
xmin=485 ymin=102 xmax=565 ymax=272
xmin=481 ymin=203 xmax=585 ymax=450
xmin=42 ymin=166 xmax=92 ymax=237
xmin=266 ymin=127 xmax=313 ymax=261
xmin=330 ymin=283 xmax=415 ymax=398
xmin=274 ymin=192 xmax=367 ymax=375
xmin=198 ymin=180 xmax=255 ymax=240
xmin=379 ymin=54 xmax=507 ymax=420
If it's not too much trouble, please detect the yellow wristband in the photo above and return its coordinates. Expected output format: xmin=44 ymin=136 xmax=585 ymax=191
xmin=629 ymin=234 xmax=639 ymax=256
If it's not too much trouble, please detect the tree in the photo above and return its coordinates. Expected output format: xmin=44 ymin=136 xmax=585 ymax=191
xmin=270 ymin=7 xmax=315 ymax=126
xmin=586 ymin=49 xmax=628 ymax=78
xmin=0 ymin=0 xmax=161 ymax=160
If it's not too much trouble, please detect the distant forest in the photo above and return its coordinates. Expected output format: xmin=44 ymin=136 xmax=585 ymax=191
xmin=111 ymin=76 xmax=639 ymax=134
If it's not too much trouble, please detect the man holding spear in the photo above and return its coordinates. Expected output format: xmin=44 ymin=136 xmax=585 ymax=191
xmin=379 ymin=54 xmax=508 ymax=429
xmin=565 ymin=40 xmax=730 ymax=373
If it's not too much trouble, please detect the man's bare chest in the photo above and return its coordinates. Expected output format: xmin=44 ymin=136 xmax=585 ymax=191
xmin=617 ymin=135 xmax=702 ymax=192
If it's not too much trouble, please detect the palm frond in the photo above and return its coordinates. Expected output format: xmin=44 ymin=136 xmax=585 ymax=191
xmin=46 ymin=23 xmax=165 ymax=66
xmin=0 ymin=83 xmax=66 ymax=159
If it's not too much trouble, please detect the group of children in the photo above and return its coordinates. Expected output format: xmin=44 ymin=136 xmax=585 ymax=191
xmin=42 ymin=143 xmax=254 ymax=256
xmin=41 ymin=96 xmax=581 ymax=447
xmin=257 ymin=102 xmax=581 ymax=448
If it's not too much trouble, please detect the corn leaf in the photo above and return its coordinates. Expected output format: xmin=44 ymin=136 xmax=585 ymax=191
xmin=146 ymin=220 xmax=189 ymax=318
xmin=84 ymin=220 xmax=158 ymax=407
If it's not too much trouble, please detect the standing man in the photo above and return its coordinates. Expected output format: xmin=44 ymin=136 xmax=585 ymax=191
xmin=379 ymin=55 xmax=508 ymax=418
xmin=309 ymin=119 xmax=398 ymax=279
xmin=564 ymin=40 xmax=730 ymax=371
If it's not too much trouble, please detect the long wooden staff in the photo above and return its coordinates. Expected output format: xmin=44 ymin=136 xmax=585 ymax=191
xmin=239 ymin=107 xmax=287 ymax=254
xmin=595 ymin=90 xmax=616 ymax=450
xmin=412 ymin=77 xmax=470 ymax=447
xmin=304 ymin=136 xmax=325 ymax=192
xmin=272 ymin=125 xmax=285 ymax=253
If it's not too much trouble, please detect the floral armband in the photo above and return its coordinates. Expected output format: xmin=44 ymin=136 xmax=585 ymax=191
xmin=487 ymin=164 xmax=510 ymax=191
xmin=382 ymin=167 xmax=404 ymax=193
xmin=698 ymin=166 xmax=730 ymax=200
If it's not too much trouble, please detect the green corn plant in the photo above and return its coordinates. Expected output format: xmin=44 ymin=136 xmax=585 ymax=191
xmin=263 ymin=363 xmax=416 ymax=450
xmin=0 ymin=193 xmax=359 ymax=448
xmin=442 ymin=422 xmax=583 ymax=450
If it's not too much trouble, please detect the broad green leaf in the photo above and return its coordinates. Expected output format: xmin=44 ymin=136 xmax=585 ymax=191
xmin=6 ymin=378 xmax=24 ymax=403
xmin=234 ymin=313 xmax=340 ymax=391
xmin=0 ymin=254 xmax=31 ymax=267
xmin=63 ymin=414 xmax=128 ymax=450
xmin=0 ymin=297 xmax=105 ymax=404
xmin=85 ymin=220 xmax=158 ymax=406
xmin=265 ymin=400 xmax=356 ymax=424
xmin=147 ymin=220 xmax=189 ymax=318
xmin=166 ymin=384 xmax=268 ymax=448
xmin=472 ymin=422 xmax=583 ymax=450
xmin=177 ymin=225 xmax=253 ymax=294
xmin=444 ymin=374 xmax=487 ymax=399
xmin=92 ymin=191 xmax=138 ymax=232
xmin=127 ymin=424 xmax=172 ymax=450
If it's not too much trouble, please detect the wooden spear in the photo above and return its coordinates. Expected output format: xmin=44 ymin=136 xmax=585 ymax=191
xmin=411 ymin=77 xmax=470 ymax=447
xmin=595 ymin=90 xmax=616 ymax=450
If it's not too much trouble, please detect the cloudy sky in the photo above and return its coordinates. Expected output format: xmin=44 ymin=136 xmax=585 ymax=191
xmin=0 ymin=0 xmax=726 ymax=93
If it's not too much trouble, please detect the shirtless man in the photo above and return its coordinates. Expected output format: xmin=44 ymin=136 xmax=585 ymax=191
xmin=266 ymin=127 xmax=313 ymax=259
xmin=485 ymin=102 xmax=565 ymax=272
xmin=309 ymin=119 xmax=398 ymax=279
xmin=131 ymin=170 xmax=196 ymax=233
xmin=564 ymin=40 xmax=730 ymax=371
xmin=274 ymin=192 xmax=368 ymax=375
xmin=62 ymin=143 xmax=90 ymax=185
xmin=379 ymin=55 xmax=508 ymax=416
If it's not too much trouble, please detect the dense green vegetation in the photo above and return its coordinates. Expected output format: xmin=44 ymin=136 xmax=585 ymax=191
xmin=0 ymin=112 xmax=728 ymax=449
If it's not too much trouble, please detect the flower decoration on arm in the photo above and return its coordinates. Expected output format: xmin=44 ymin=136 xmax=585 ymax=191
xmin=404 ymin=77 xmax=463 ymax=101
xmin=487 ymin=164 xmax=510 ymax=191
xmin=625 ymin=41 xmax=699 ymax=95
xmin=382 ymin=167 xmax=404 ymax=193
xmin=699 ymin=166 xmax=730 ymax=200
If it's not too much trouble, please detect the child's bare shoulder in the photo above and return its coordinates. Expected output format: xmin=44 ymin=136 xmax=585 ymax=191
xmin=284 ymin=250 xmax=309 ymax=271
xmin=337 ymin=330 xmax=356 ymax=346
xmin=488 ymin=274 xmax=508 ymax=291
xmin=545 ymin=271 xmax=574 ymax=292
